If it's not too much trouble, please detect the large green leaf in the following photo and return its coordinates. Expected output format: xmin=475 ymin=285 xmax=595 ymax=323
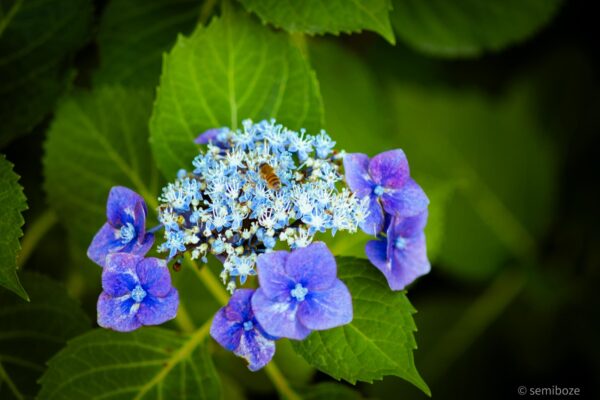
xmin=150 ymin=7 xmax=324 ymax=178
xmin=0 ymin=0 xmax=92 ymax=146
xmin=0 ymin=154 xmax=27 ymax=299
xmin=44 ymin=87 xmax=160 ymax=252
xmin=0 ymin=273 xmax=91 ymax=399
xmin=391 ymin=0 xmax=562 ymax=57
xmin=292 ymin=257 xmax=429 ymax=395
xmin=389 ymin=82 xmax=557 ymax=280
xmin=94 ymin=0 xmax=201 ymax=88
xmin=38 ymin=327 xmax=221 ymax=399
xmin=302 ymin=382 xmax=362 ymax=400
xmin=239 ymin=0 xmax=395 ymax=44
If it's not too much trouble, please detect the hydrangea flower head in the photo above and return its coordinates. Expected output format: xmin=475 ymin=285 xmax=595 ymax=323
xmin=87 ymin=186 xmax=154 ymax=267
xmin=365 ymin=211 xmax=430 ymax=290
xmin=251 ymin=242 xmax=353 ymax=340
xmin=210 ymin=289 xmax=277 ymax=371
xmin=157 ymin=119 xmax=367 ymax=292
xmin=344 ymin=150 xmax=429 ymax=235
xmin=98 ymin=253 xmax=179 ymax=332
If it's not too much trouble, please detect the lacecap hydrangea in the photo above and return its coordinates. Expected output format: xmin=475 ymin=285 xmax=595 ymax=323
xmin=87 ymin=119 xmax=431 ymax=371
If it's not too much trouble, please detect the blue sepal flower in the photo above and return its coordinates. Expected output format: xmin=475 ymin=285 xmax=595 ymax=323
xmin=97 ymin=253 xmax=179 ymax=332
xmin=344 ymin=150 xmax=429 ymax=235
xmin=210 ymin=289 xmax=277 ymax=371
xmin=252 ymin=242 xmax=353 ymax=340
xmin=365 ymin=211 xmax=430 ymax=291
xmin=87 ymin=186 xmax=154 ymax=267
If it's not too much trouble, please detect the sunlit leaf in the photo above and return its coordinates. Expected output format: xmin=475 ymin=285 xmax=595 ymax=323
xmin=150 ymin=7 xmax=323 ymax=178
xmin=239 ymin=0 xmax=395 ymax=44
xmin=39 ymin=327 xmax=221 ymax=399
xmin=0 ymin=154 xmax=27 ymax=299
xmin=292 ymin=257 xmax=429 ymax=395
xmin=0 ymin=273 xmax=90 ymax=399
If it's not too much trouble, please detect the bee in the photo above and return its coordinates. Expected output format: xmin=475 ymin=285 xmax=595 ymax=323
xmin=259 ymin=163 xmax=281 ymax=190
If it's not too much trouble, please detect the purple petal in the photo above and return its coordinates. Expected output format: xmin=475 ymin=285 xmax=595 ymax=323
xmin=387 ymin=234 xmax=430 ymax=291
xmin=343 ymin=153 xmax=373 ymax=197
xmin=101 ymin=269 xmax=138 ymax=297
xmin=365 ymin=239 xmax=389 ymax=272
xmin=285 ymin=242 xmax=337 ymax=291
xmin=103 ymin=253 xmax=141 ymax=292
xmin=134 ymin=232 xmax=155 ymax=257
xmin=235 ymin=329 xmax=276 ymax=371
xmin=251 ymin=289 xmax=311 ymax=340
xmin=97 ymin=293 xmax=141 ymax=332
xmin=136 ymin=257 xmax=171 ymax=297
xmin=210 ymin=308 xmax=243 ymax=351
xmin=223 ymin=289 xmax=254 ymax=322
xmin=195 ymin=128 xmax=221 ymax=144
xmin=389 ymin=211 xmax=429 ymax=240
xmin=298 ymin=280 xmax=352 ymax=330
xmin=256 ymin=251 xmax=294 ymax=301
xmin=106 ymin=186 xmax=147 ymax=233
xmin=359 ymin=196 xmax=385 ymax=235
xmin=381 ymin=178 xmax=429 ymax=217
xmin=136 ymin=289 xmax=179 ymax=326
xmin=87 ymin=223 xmax=123 ymax=267
xmin=368 ymin=149 xmax=409 ymax=189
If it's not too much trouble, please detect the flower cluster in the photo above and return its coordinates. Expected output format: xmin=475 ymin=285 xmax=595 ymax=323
xmin=86 ymin=119 xmax=431 ymax=372
xmin=156 ymin=119 xmax=367 ymax=293
xmin=344 ymin=150 xmax=431 ymax=290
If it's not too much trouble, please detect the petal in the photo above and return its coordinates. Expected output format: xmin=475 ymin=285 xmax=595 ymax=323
xmin=381 ymin=178 xmax=429 ymax=217
xmin=103 ymin=253 xmax=141 ymax=293
xmin=195 ymin=128 xmax=221 ymax=144
xmin=368 ymin=149 xmax=409 ymax=188
xmin=343 ymin=153 xmax=373 ymax=197
xmin=97 ymin=293 xmax=141 ymax=332
xmin=251 ymin=289 xmax=311 ymax=340
xmin=236 ymin=329 xmax=276 ymax=372
xmin=132 ymin=232 xmax=155 ymax=257
xmin=210 ymin=308 xmax=243 ymax=351
xmin=102 ymin=269 xmax=138 ymax=297
xmin=365 ymin=239 xmax=388 ymax=272
xmin=136 ymin=257 xmax=171 ymax=297
xmin=359 ymin=196 xmax=385 ymax=235
xmin=136 ymin=289 xmax=179 ymax=326
xmin=297 ymin=280 xmax=353 ymax=330
xmin=389 ymin=211 xmax=429 ymax=239
xmin=285 ymin=242 xmax=337 ymax=291
xmin=256 ymin=251 xmax=294 ymax=301
xmin=87 ymin=223 xmax=123 ymax=267
xmin=387 ymin=234 xmax=431 ymax=291
xmin=223 ymin=289 xmax=255 ymax=322
xmin=106 ymin=186 xmax=147 ymax=230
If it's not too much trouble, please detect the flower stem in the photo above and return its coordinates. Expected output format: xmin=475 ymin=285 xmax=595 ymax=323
xmin=18 ymin=209 xmax=58 ymax=268
xmin=184 ymin=256 xmax=301 ymax=399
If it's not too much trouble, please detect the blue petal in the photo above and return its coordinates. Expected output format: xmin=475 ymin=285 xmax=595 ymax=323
xmin=236 ymin=329 xmax=276 ymax=371
xmin=103 ymin=253 xmax=141 ymax=294
xmin=343 ymin=153 xmax=372 ymax=198
xmin=97 ymin=293 xmax=141 ymax=332
xmin=136 ymin=257 xmax=171 ymax=297
xmin=365 ymin=239 xmax=389 ymax=272
xmin=387 ymin=233 xmax=430 ymax=291
xmin=136 ymin=288 xmax=179 ymax=326
xmin=106 ymin=186 xmax=148 ymax=238
xmin=251 ymin=289 xmax=311 ymax=340
xmin=256 ymin=251 xmax=294 ymax=301
xmin=388 ymin=211 xmax=429 ymax=240
xmin=210 ymin=307 xmax=243 ymax=351
xmin=381 ymin=178 xmax=429 ymax=217
xmin=359 ymin=195 xmax=385 ymax=235
xmin=285 ymin=242 xmax=337 ymax=291
xmin=87 ymin=223 xmax=123 ymax=267
xmin=368 ymin=149 xmax=409 ymax=189
xmin=297 ymin=280 xmax=353 ymax=330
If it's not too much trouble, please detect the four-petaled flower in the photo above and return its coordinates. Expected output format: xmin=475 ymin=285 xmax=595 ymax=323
xmin=252 ymin=242 xmax=353 ymax=340
xmin=87 ymin=186 xmax=154 ymax=267
xmin=98 ymin=253 xmax=179 ymax=332
xmin=344 ymin=150 xmax=429 ymax=235
xmin=365 ymin=211 xmax=430 ymax=291
xmin=210 ymin=289 xmax=277 ymax=371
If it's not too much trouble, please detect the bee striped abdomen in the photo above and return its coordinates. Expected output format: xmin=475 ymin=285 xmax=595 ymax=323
xmin=259 ymin=163 xmax=281 ymax=190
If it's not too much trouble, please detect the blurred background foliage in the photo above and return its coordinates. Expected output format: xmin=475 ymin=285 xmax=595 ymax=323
xmin=1 ymin=0 xmax=599 ymax=398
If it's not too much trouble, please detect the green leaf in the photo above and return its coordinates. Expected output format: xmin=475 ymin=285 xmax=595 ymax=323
xmin=150 ymin=8 xmax=324 ymax=178
xmin=94 ymin=0 xmax=202 ymax=88
xmin=302 ymin=382 xmax=362 ymax=400
xmin=0 ymin=273 xmax=91 ymax=399
xmin=390 ymin=0 xmax=562 ymax=57
xmin=0 ymin=154 xmax=27 ymax=299
xmin=238 ymin=0 xmax=395 ymax=44
xmin=292 ymin=257 xmax=429 ymax=395
xmin=389 ymin=82 xmax=557 ymax=280
xmin=0 ymin=0 xmax=92 ymax=146
xmin=38 ymin=327 xmax=221 ymax=399
xmin=44 ymin=86 xmax=160 ymax=252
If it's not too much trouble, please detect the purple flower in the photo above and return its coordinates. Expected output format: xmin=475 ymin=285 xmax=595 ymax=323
xmin=344 ymin=150 xmax=429 ymax=235
xmin=87 ymin=186 xmax=154 ymax=267
xmin=210 ymin=289 xmax=277 ymax=371
xmin=98 ymin=253 xmax=179 ymax=332
xmin=365 ymin=211 xmax=430 ymax=291
xmin=251 ymin=242 xmax=352 ymax=340
xmin=195 ymin=128 xmax=229 ymax=149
